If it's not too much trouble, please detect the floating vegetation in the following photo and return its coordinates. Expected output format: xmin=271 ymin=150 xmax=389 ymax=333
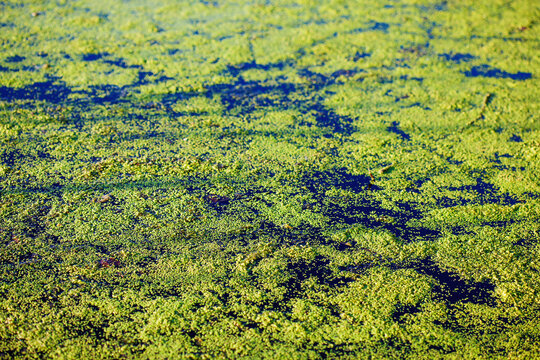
xmin=0 ymin=0 xmax=539 ymax=358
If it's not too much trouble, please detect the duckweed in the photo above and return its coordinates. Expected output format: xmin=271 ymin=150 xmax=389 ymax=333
xmin=1 ymin=0 xmax=539 ymax=358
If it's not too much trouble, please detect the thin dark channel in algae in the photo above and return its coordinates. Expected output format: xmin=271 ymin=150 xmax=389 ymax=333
xmin=463 ymin=65 xmax=532 ymax=80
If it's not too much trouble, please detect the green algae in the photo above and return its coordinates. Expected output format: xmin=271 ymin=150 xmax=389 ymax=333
xmin=1 ymin=0 xmax=540 ymax=358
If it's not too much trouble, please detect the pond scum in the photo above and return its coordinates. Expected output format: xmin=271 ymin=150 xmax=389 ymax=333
xmin=0 ymin=0 xmax=539 ymax=358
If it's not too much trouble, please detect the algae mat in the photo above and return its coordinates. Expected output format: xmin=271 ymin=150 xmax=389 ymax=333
xmin=1 ymin=0 xmax=539 ymax=358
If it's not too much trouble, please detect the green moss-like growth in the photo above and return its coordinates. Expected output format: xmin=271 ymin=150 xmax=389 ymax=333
xmin=1 ymin=0 xmax=539 ymax=358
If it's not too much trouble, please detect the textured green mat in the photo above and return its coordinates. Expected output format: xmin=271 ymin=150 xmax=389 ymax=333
xmin=1 ymin=0 xmax=539 ymax=358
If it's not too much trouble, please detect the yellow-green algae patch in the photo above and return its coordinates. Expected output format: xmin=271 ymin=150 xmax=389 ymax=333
xmin=1 ymin=0 xmax=539 ymax=358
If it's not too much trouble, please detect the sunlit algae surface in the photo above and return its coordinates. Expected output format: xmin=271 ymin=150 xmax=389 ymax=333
xmin=0 ymin=0 xmax=539 ymax=358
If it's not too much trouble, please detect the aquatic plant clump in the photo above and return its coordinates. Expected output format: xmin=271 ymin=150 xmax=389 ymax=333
xmin=1 ymin=0 xmax=539 ymax=358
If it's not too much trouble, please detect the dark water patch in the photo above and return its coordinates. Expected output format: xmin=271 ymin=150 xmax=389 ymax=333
xmin=211 ymin=216 xmax=328 ymax=248
xmin=298 ymin=169 xmax=440 ymax=242
xmin=443 ymin=225 xmax=475 ymax=237
xmin=344 ymin=258 xmax=494 ymax=306
xmin=208 ymin=80 xmax=296 ymax=112
xmin=391 ymin=304 xmax=421 ymax=323
xmin=0 ymin=58 xmax=389 ymax=137
xmin=103 ymin=58 xmax=144 ymax=69
xmin=491 ymin=153 xmax=523 ymax=171
xmin=331 ymin=69 xmax=363 ymax=78
xmin=37 ymin=52 xmax=48 ymax=58
xmin=439 ymin=52 xmax=475 ymax=63
xmin=353 ymin=21 xmax=389 ymax=33
xmin=201 ymin=64 xmax=357 ymax=135
xmin=134 ymin=70 xmax=164 ymax=86
xmin=509 ymin=134 xmax=522 ymax=142
xmin=0 ymin=68 xmax=170 ymax=106
xmin=167 ymin=49 xmax=181 ymax=55
xmin=225 ymin=80 xmax=295 ymax=109
xmin=493 ymin=165 xmax=526 ymax=172
xmin=400 ymin=225 xmax=441 ymax=242
xmin=417 ymin=1 xmax=447 ymax=12
xmin=447 ymin=157 xmax=463 ymax=165
xmin=437 ymin=196 xmax=466 ymax=208
xmin=0 ymin=149 xmax=28 ymax=167
xmin=385 ymin=89 xmax=402 ymax=101
xmin=307 ymin=102 xmax=355 ymax=134
xmin=482 ymin=219 xmax=516 ymax=229
xmin=413 ymin=177 xmax=431 ymax=188
xmin=400 ymin=44 xmax=428 ymax=56
xmin=286 ymin=256 xmax=353 ymax=296
xmin=371 ymin=21 xmax=390 ymax=32
xmin=492 ymin=152 xmax=513 ymax=164
xmin=464 ymin=65 xmax=532 ymax=80
xmin=82 ymin=52 xmax=109 ymax=61
xmin=227 ymin=60 xmax=293 ymax=78
xmin=36 ymin=150 xmax=54 ymax=160
xmin=300 ymin=68 xmax=362 ymax=86
xmin=5 ymin=55 xmax=25 ymax=63
xmin=403 ymin=102 xmax=431 ymax=110
xmin=344 ymin=257 xmax=495 ymax=305
xmin=137 ymin=71 xmax=153 ymax=83
xmin=514 ymin=234 xmax=539 ymax=247
xmin=411 ymin=260 xmax=495 ymax=305
xmin=387 ymin=121 xmax=410 ymax=140
xmin=352 ymin=51 xmax=371 ymax=61
xmin=421 ymin=22 xmax=437 ymax=40
xmin=161 ymin=91 xmax=201 ymax=107
xmin=440 ymin=178 xmax=519 ymax=207
xmin=325 ymin=199 xmax=443 ymax=242
xmin=86 ymin=84 xmax=128 ymax=104
xmin=298 ymin=68 xmax=331 ymax=87
xmin=45 ymin=182 xmax=65 ymax=196
xmin=400 ymin=75 xmax=424 ymax=81
xmin=0 ymin=65 xmax=39 ymax=73
xmin=205 ymin=193 xmax=230 ymax=210
xmin=450 ymin=178 xmax=517 ymax=203
xmin=262 ymin=221 xmax=328 ymax=246
xmin=82 ymin=53 xmax=145 ymax=72
xmin=388 ymin=201 xmax=441 ymax=241
xmin=332 ymin=170 xmax=372 ymax=193
xmin=286 ymin=256 xmax=331 ymax=289
xmin=0 ymin=76 xmax=72 ymax=103
xmin=434 ymin=1 xmax=448 ymax=11
xmin=0 ymin=58 xmax=358 ymax=136
xmin=299 ymin=168 xmax=371 ymax=194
